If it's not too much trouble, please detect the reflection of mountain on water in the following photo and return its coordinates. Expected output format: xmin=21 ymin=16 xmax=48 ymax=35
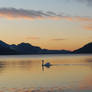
xmin=0 ymin=60 xmax=33 ymax=73
xmin=0 ymin=61 xmax=6 ymax=73
xmin=86 ymin=58 xmax=92 ymax=63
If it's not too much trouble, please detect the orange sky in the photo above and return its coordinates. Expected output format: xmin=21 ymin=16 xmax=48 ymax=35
xmin=0 ymin=0 xmax=92 ymax=51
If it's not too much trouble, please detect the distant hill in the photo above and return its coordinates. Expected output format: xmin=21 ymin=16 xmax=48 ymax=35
xmin=0 ymin=40 xmax=71 ymax=55
xmin=73 ymin=42 xmax=92 ymax=54
xmin=10 ymin=43 xmax=71 ymax=54
xmin=0 ymin=40 xmax=92 ymax=55
xmin=10 ymin=43 xmax=42 ymax=54
xmin=40 ymin=49 xmax=71 ymax=54
xmin=0 ymin=40 xmax=17 ymax=55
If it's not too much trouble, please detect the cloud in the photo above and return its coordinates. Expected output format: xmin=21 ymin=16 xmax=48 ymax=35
xmin=83 ymin=24 xmax=92 ymax=30
xmin=51 ymin=38 xmax=65 ymax=41
xmin=26 ymin=37 xmax=40 ymax=40
xmin=0 ymin=7 xmax=92 ymax=31
xmin=75 ymin=16 xmax=92 ymax=22
xmin=0 ymin=7 xmax=63 ymax=20
xmin=0 ymin=7 xmax=92 ymax=21
xmin=84 ymin=26 xmax=92 ymax=30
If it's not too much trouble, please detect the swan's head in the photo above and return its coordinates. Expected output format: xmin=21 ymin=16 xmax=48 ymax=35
xmin=42 ymin=60 xmax=44 ymax=65
xmin=42 ymin=60 xmax=44 ymax=62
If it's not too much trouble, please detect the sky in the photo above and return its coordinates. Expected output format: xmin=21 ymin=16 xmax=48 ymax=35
xmin=0 ymin=0 xmax=92 ymax=51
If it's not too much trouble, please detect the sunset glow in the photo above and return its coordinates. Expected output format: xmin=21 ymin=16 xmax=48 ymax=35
xmin=0 ymin=0 xmax=92 ymax=50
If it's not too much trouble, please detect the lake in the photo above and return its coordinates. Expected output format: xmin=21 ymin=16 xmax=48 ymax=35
xmin=0 ymin=54 xmax=92 ymax=92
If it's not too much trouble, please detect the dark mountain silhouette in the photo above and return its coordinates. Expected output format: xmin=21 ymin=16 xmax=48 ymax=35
xmin=73 ymin=42 xmax=92 ymax=54
xmin=0 ymin=40 xmax=10 ymax=48
xmin=0 ymin=40 xmax=92 ymax=55
xmin=40 ymin=49 xmax=71 ymax=54
xmin=0 ymin=40 xmax=17 ymax=55
xmin=10 ymin=43 xmax=42 ymax=54
xmin=0 ymin=40 xmax=71 ymax=54
xmin=10 ymin=43 xmax=71 ymax=54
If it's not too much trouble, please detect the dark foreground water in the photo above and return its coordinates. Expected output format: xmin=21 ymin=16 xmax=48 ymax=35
xmin=0 ymin=54 xmax=92 ymax=92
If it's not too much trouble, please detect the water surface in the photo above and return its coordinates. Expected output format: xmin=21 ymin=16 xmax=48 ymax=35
xmin=0 ymin=54 xmax=92 ymax=92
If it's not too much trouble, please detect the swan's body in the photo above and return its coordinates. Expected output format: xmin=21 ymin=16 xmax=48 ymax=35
xmin=42 ymin=60 xmax=51 ymax=67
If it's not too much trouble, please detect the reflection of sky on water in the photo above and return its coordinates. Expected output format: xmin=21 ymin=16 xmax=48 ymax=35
xmin=0 ymin=55 xmax=91 ymax=92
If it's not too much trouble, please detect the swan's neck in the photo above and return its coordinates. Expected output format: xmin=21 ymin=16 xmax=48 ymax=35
xmin=42 ymin=60 xmax=44 ymax=66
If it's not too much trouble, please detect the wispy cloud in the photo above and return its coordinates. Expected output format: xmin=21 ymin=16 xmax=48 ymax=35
xmin=0 ymin=8 xmax=62 ymax=20
xmin=84 ymin=25 xmax=92 ymax=30
xmin=51 ymin=38 xmax=65 ymax=41
xmin=0 ymin=7 xmax=92 ymax=21
xmin=75 ymin=16 xmax=92 ymax=22
xmin=0 ymin=7 xmax=92 ymax=31
xmin=26 ymin=37 xmax=40 ymax=40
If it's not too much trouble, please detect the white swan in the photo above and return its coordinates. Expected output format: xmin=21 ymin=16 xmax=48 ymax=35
xmin=42 ymin=60 xmax=51 ymax=67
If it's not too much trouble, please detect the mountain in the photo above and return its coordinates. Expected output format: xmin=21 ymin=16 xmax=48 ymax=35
xmin=10 ymin=43 xmax=71 ymax=54
xmin=10 ymin=43 xmax=42 ymax=54
xmin=1 ymin=40 xmax=92 ymax=55
xmin=73 ymin=42 xmax=92 ymax=54
xmin=0 ymin=40 xmax=17 ymax=55
xmin=40 ymin=49 xmax=71 ymax=54
xmin=0 ymin=40 xmax=10 ymax=48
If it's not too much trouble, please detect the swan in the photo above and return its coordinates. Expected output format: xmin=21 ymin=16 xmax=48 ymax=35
xmin=42 ymin=60 xmax=52 ymax=67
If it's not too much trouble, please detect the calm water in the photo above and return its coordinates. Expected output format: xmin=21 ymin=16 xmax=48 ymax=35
xmin=0 ymin=54 xmax=92 ymax=92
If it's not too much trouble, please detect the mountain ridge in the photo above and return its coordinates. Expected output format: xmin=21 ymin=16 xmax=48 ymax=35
xmin=0 ymin=40 xmax=92 ymax=55
xmin=73 ymin=42 xmax=92 ymax=54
